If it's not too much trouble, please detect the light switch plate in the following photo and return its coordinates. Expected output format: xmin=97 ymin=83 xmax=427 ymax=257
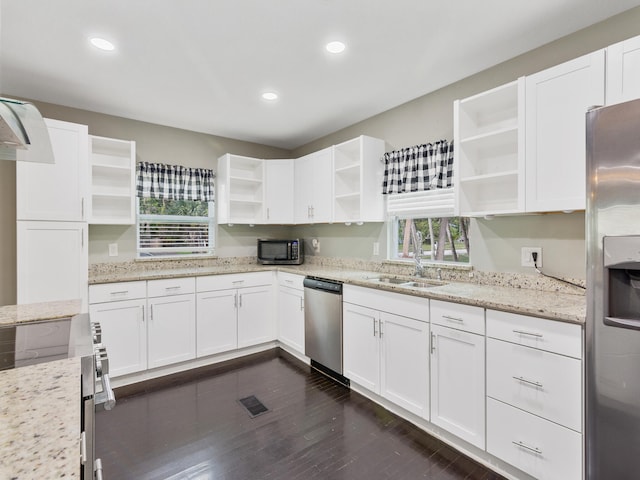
xmin=373 ymin=242 xmax=380 ymax=256
xmin=108 ymin=243 xmax=118 ymax=257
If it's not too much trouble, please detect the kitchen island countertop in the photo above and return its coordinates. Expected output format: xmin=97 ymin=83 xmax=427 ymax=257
xmin=0 ymin=357 xmax=81 ymax=479
xmin=0 ymin=299 xmax=82 ymax=326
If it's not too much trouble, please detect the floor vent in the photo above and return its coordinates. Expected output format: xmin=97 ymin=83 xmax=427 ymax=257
xmin=238 ymin=395 xmax=269 ymax=418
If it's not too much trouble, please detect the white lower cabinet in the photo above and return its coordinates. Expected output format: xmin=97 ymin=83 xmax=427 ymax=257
xmin=430 ymin=301 xmax=485 ymax=449
xmin=89 ymin=281 xmax=148 ymax=377
xmin=196 ymin=289 xmax=238 ymax=356
xmin=89 ymin=298 xmax=147 ymax=376
xmin=487 ymin=398 xmax=582 ymax=480
xmin=343 ymin=285 xmax=429 ymax=418
xmin=147 ymin=292 xmax=196 ymax=369
xmin=196 ymin=272 xmax=275 ymax=354
xmin=486 ymin=309 xmax=583 ymax=480
xmin=277 ymin=273 xmax=305 ymax=353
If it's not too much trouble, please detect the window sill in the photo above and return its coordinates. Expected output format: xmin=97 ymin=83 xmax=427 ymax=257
xmin=135 ymin=254 xmax=218 ymax=262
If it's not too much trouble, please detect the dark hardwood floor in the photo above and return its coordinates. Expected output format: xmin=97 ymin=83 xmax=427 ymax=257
xmin=96 ymin=349 xmax=506 ymax=480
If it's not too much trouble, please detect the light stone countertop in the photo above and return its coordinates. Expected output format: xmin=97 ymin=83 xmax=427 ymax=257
xmin=89 ymin=263 xmax=586 ymax=325
xmin=0 ymin=357 xmax=81 ymax=479
xmin=0 ymin=299 xmax=82 ymax=326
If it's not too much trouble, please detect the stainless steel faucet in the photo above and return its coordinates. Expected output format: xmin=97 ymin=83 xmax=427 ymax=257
xmin=411 ymin=224 xmax=424 ymax=277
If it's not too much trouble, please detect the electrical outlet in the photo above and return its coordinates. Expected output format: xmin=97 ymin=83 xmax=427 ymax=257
xmin=373 ymin=242 xmax=380 ymax=256
xmin=521 ymin=247 xmax=542 ymax=267
xmin=311 ymin=238 xmax=320 ymax=253
xmin=108 ymin=243 xmax=118 ymax=257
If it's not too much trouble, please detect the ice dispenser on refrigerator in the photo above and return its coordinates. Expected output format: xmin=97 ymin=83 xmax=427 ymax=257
xmin=604 ymin=236 xmax=640 ymax=330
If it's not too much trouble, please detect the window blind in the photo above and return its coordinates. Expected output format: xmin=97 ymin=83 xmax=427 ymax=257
xmin=138 ymin=214 xmax=214 ymax=257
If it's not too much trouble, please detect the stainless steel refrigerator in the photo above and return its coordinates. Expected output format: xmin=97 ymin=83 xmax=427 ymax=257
xmin=586 ymin=98 xmax=640 ymax=480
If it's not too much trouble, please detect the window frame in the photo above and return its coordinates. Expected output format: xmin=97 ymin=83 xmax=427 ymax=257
xmin=136 ymin=198 xmax=216 ymax=259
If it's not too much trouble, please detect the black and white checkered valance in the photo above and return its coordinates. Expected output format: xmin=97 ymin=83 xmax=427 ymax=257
xmin=136 ymin=162 xmax=215 ymax=202
xmin=382 ymin=140 xmax=454 ymax=195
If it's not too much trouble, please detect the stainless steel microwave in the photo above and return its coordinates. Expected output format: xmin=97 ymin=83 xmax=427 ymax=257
xmin=257 ymin=239 xmax=304 ymax=265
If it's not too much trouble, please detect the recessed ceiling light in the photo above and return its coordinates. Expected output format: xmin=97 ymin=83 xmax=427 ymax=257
xmin=90 ymin=37 xmax=115 ymax=51
xmin=326 ymin=41 xmax=346 ymax=54
xmin=262 ymin=92 xmax=278 ymax=101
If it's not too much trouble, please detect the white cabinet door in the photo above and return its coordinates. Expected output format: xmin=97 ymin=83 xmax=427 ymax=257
xmin=147 ymin=293 xmax=196 ymax=368
xmin=294 ymin=148 xmax=333 ymax=223
xmin=380 ymin=311 xmax=429 ymax=419
xmin=265 ymin=159 xmax=294 ymax=224
xmin=525 ymin=50 xmax=605 ymax=212
xmin=278 ymin=285 xmax=305 ymax=353
xmin=196 ymin=289 xmax=238 ymax=357
xmin=89 ymin=299 xmax=147 ymax=376
xmin=237 ymin=285 xmax=275 ymax=348
xmin=16 ymin=119 xmax=88 ymax=221
xmin=343 ymin=302 xmax=380 ymax=393
xmin=607 ymin=35 xmax=640 ymax=105
xmin=430 ymin=323 xmax=485 ymax=449
xmin=16 ymin=221 xmax=88 ymax=310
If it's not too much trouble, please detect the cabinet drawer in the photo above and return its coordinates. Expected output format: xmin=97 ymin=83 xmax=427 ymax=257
xmin=486 ymin=309 xmax=582 ymax=359
xmin=89 ymin=281 xmax=147 ymax=304
xmin=430 ymin=299 xmax=484 ymax=335
xmin=197 ymin=271 xmax=273 ymax=292
xmin=487 ymin=338 xmax=582 ymax=432
xmin=487 ymin=398 xmax=582 ymax=480
xmin=147 ymin=277 xmax=195 ymax=297
xmin=344 ymin=285 xmax=428 ymax=322
xmin=277 ymin=271 xmax=305 ymax=290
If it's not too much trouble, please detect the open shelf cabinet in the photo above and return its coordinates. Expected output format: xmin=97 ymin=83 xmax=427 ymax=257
xmin=455 ymin=78 xmax=525 ymax=216
xmin=217 ymin=154 xmax=265 ymax=224
xmin=89 ymin=135 xmax=136 ymax=224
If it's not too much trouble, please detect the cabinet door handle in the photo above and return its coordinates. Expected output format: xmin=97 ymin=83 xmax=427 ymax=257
xmin=512 ymin=440 xmax=542 ymax=455
xmin=430 ymin=332 xmax=436 ymax=354
xmin=81 ymin=197 xmax=85 ymax=219
xmin=443 ymin=315 xmax=464 ymax=323
xmin=512 ymin=329 xmax=543 ymax=338
xmin=378 ymin=319 xmax=383 ymax=338
xmin=267 ymin=207 xmax=270 ymax=220
xmin=300 ymin=297 xmax=304 ymax=311
xmin=512 ymin=376 xmax=544 ymax=389
xmin=234 ymin=293 xmax=238 ymax=309
xmin=141 ymin=305 xmax=145 ymax=322
xmin=239 ymin=294 xmax=243 ymax=308
xmin=150 ymin=304 xmax=153 ymax=321
xmin=373 ymin=317 xmax=377 ymax=337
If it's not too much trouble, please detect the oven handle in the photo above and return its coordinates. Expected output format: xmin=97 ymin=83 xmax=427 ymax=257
xmin=95 ymin=373 xmax=116 ymax=410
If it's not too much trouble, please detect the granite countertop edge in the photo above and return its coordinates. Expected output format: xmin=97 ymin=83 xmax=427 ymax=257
xmin=89 ymin=264 xmax=586 ymax=325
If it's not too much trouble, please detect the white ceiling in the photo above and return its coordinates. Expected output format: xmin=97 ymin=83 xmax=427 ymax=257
xmin=2 ymin=0 xmax=640 ymax=150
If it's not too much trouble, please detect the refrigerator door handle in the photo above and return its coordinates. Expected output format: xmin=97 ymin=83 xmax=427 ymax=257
xmin=604 ymin=316 xmax=640 ymax=331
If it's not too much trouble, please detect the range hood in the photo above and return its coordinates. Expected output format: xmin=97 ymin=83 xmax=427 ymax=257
xmin=0 ymin=97 xmax=54 ymax=164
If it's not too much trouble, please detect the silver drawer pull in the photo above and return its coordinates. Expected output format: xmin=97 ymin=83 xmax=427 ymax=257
xmin=513 ymin=329 xmax=543 ymax=338
xmin=110 ymin=290 xmax=129 ymax=295
xmin=512 ymin=440 xmax=542 ymax=455
xmin=285 ymin=279 xmax=293 ymax=284
xmin=513 ymin=376 xmax=544 ymax=388
xmin=232 ymin=280 xmax=245 ymax=285
xmin=165 ymin=286 xmax=181 ymax=291
xmin=443 ymin=315 xmax=464 ymax=322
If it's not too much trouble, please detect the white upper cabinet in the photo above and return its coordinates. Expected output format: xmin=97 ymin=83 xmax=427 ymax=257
xmin=17 ymin=118 xmax=88 ymax=221
xmin=525 ymin=50 xmax=605 ymax=213
xmin=607 ymin=35 xmax=640 ymax=105
xmin=455 ymin=78 xmax=525 ymax=216
xmin=264 ymin=159 xmax=294 ymax=224
xmin=217 ymin=154 xmax=265 ymax=225
xmin=333 ymin=135 xmax=385 ymax=223
xmin=88 ymin=135 xmax=136 ymax=225
xmin=294 ymin=147 xmax=333 ymax=224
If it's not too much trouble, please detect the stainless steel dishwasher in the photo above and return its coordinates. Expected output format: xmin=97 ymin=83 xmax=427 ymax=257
xmin=303 ymin=276 xmax=348 ymax=384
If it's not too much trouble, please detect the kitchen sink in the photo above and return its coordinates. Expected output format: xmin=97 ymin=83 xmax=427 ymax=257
xmin=370 ymin=276 xmax=446 ymax=289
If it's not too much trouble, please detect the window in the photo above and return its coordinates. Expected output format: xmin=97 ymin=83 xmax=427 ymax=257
xmin=390 ymin=216 xmax=470 ymax=263
xmin=137 ymin=198 xmax=215 ymax=258
xmin=136 ymin=162 xmax=215 ymax=259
